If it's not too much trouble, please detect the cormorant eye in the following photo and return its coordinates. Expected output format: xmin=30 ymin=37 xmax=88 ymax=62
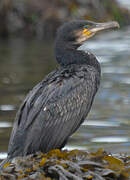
xmin=83 ymin=25 xmax=90 ymax=29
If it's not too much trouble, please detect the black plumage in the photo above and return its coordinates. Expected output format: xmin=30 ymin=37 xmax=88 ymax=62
xmin=7 ymin=20 xmax=119 ymax=158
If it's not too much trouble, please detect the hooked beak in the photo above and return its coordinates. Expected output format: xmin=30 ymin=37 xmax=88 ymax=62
xmin=90 ymin=21 xmax=120 ymax=33
xmin=75 ymin=21 xmax=119 ymax=44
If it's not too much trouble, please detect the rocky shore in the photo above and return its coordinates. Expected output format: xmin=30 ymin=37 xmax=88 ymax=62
xmin=0 ymin=149 xmax=129 ymax=180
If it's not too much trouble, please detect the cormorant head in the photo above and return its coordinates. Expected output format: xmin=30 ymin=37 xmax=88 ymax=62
xmin=55 ymin=20 xmax=119 ymax=67
xmin=56 ymin=20 xmax=119 ymax=47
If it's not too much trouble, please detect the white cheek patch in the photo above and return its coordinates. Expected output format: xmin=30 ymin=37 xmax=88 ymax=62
xmin=76 ymin=36 xmax=87 ymax=44
xmin=74 ymin=29 xmax=88 ymax=44
xmin=74 ymin=29 xmax=95 ymax=44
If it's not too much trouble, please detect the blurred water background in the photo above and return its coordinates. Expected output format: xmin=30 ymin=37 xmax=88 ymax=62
xmin=0 ymin=0 xmax=130 ymax=159
xmin=117 ymin=0 xmax=130 ymax=9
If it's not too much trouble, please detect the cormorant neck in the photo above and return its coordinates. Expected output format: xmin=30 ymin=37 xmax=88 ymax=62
xmin=54 ymin=40 xmax=101 ymax=74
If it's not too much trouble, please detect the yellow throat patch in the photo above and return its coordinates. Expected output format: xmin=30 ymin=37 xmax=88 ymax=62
xmin=83 ymin=28 xmax=92 ymax=36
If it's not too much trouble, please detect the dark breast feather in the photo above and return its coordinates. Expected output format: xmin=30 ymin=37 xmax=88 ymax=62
xmin=8 ymin=65 xmax=100 ymax=156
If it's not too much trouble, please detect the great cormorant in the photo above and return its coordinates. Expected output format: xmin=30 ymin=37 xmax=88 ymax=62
xmin=6 ymin=20 xmax=119 ymax=160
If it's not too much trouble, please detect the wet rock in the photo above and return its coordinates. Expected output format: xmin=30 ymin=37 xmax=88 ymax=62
xmin=0 ymin=149 xmax=129 ymax=180
xmin=0 ymin=172 xmax=17 ymax=180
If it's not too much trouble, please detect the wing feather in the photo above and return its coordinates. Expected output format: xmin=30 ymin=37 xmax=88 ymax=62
xmin=8 ymin=66 xmax=100 ymax=156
